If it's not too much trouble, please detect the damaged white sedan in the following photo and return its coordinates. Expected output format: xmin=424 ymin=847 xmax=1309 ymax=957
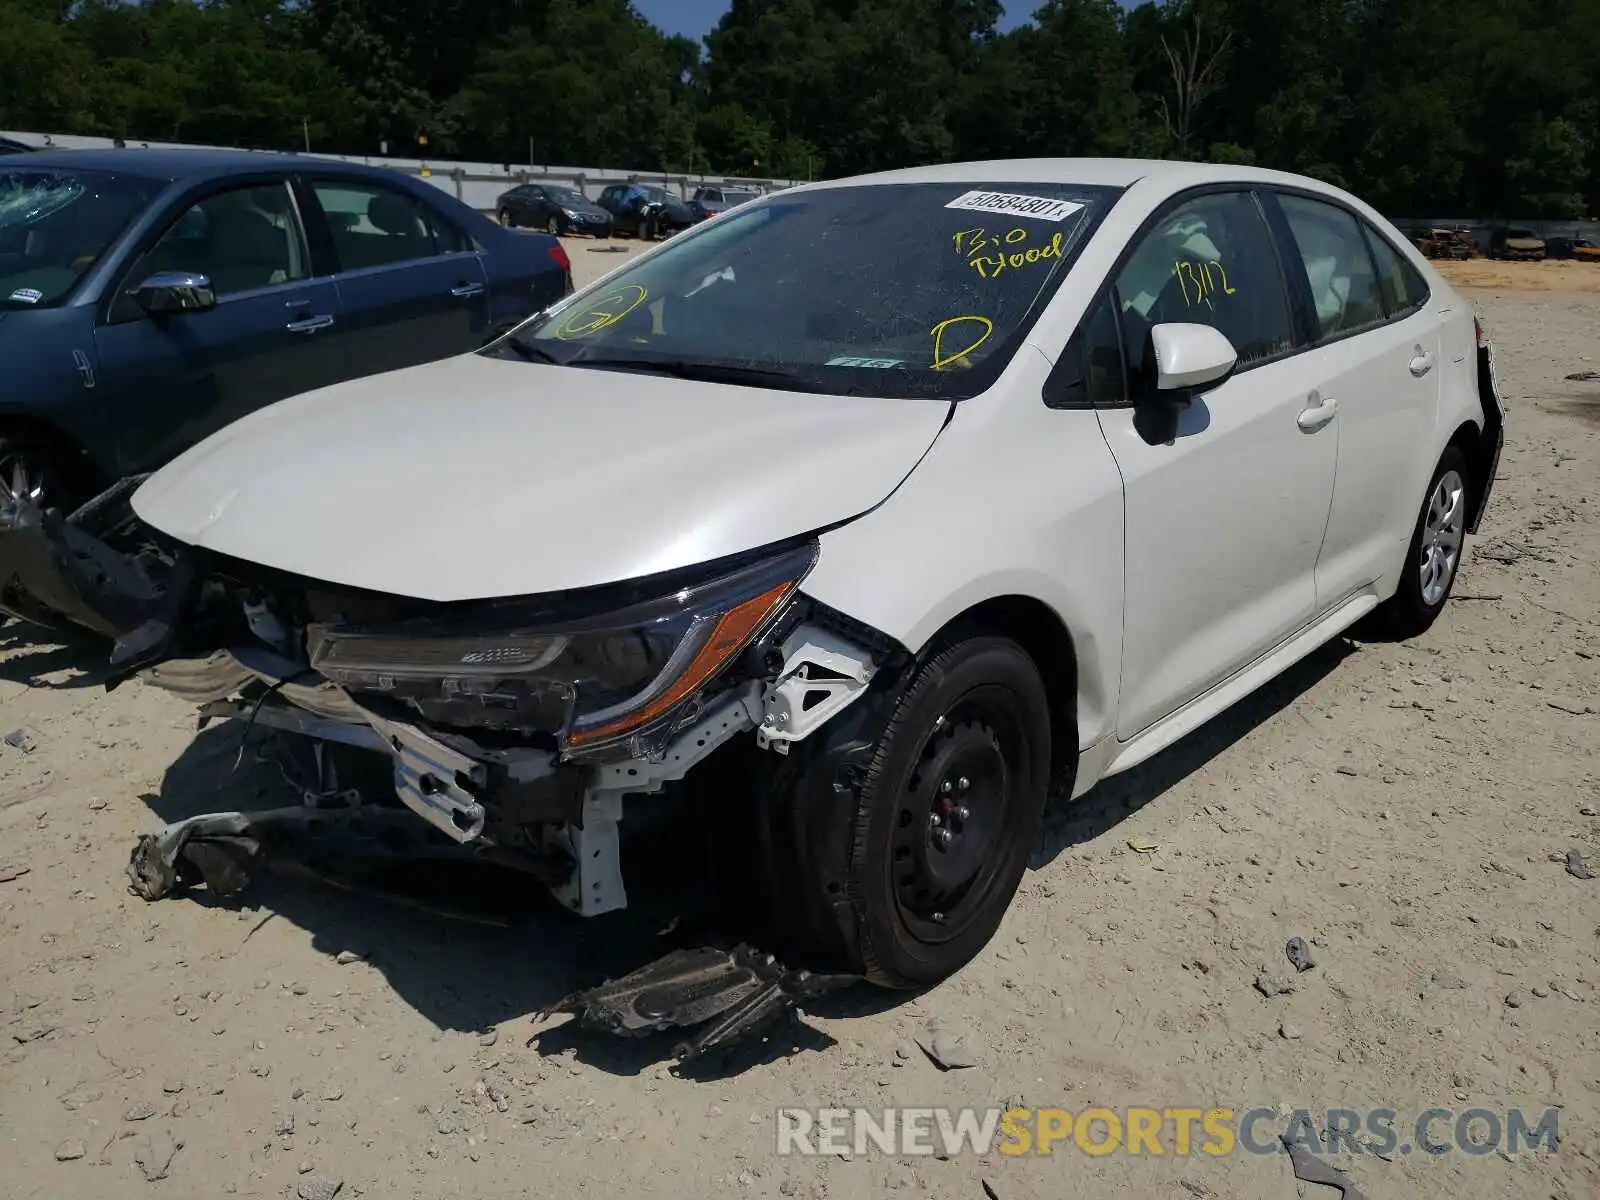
xmin=0 ymin=159 xmax=1503 ymax=990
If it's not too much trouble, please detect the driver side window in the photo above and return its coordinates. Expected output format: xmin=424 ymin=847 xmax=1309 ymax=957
xmin=140 ymin=181 xmax=309 ymax=299
xmin=1112 ymin=190 xmax=1295 ymax=387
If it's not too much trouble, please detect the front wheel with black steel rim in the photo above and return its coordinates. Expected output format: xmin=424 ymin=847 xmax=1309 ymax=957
xmin=1372 ymin=445 xmax=1470 ymax=638
xmin=759 ymin=635 xmax=1052 ymax=988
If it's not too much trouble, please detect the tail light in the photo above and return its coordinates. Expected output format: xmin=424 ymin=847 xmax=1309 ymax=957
xmin=547 ymin=241 xmax=571 ymax=274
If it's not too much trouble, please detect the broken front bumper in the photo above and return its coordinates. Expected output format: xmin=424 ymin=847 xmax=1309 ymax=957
xmin=0 ymin=480 xmax=170 ymax=646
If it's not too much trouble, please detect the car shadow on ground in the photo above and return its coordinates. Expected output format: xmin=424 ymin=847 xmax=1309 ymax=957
xmin=0 ymin=619 xmax=116 ymax=688
xmin=1031 ymin=636 xmax=1357 ymax=868
xmin=129 ymin=636 xmax=1358 ymax=1077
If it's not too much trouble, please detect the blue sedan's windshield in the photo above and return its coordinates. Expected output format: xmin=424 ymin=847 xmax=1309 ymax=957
xmin=486 ymin=180 xmax=1118 ymax=400
xmin=0 ymin=168 xmax=161 ymax=308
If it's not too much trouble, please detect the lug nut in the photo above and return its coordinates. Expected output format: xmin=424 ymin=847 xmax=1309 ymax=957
xmin=940 ymin=780 xmax=953 ymax=795
xmin=955 ymin=805 xmax=970 ymax=822
xmin=934 ymin=828 xmax=953 ymax=848
xmin=929 ymin=812 xmax=942 ymax=827
xmin=957 ymin=776 xmax=970 ymax=791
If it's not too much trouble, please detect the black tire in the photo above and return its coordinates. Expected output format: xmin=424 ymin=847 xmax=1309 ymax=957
xmin=1371 ymin=445 xmax=1470 ymax=639
xmin=759 ymin=636 xmax=1052 ymax=988
xmin=545 ymin=215 xmax=562 ymax=236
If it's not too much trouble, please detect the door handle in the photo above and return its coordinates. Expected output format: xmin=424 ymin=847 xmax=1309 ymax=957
xmin=1409 ymin=350 xmax=1434 ymax=377
xmin=450 ymin=282 xmax=485 ymax=298
xmin=1297 ymin=393 xmax=1338 ymax=432
xmin=285 ymin=314 xmax=335 ymax=334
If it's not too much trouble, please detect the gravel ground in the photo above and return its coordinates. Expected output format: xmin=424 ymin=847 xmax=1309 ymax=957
xmin=0 ymin=264 xmax=1596 ymax=1200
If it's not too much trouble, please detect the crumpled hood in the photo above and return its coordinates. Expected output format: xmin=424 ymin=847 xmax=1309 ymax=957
xmin=132 ymin=353 xmax=949 ymax=602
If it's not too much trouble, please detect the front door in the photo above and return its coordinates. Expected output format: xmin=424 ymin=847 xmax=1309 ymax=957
xmin=93 ymin=179 xmax=346 ymax=475
xmin=305 ymin=177 xmax=490 ymax=377
xmin=1096 ymin=189 xmax=1339 ymax=740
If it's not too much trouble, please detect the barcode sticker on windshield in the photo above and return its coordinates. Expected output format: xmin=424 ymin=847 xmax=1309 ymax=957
xmin=7 ymin=288 xmax=43 ymax=305
xmin=945 ymin=191 xmax=1084 ymax=222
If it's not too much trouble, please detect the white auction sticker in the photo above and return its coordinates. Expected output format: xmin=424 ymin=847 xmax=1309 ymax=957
xmin=945 ymin=190 xmax=1085 ymax=222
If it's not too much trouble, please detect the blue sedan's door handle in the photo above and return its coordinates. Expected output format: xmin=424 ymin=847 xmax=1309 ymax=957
xmin=285 ymin=314 xmax=335 ymax=334
xmin=450 ymin=282 xmax=485 ymax=298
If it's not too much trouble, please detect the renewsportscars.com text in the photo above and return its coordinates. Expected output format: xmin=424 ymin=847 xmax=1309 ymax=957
xmin=774 ymin=1106 xmax=1561 ymax=1159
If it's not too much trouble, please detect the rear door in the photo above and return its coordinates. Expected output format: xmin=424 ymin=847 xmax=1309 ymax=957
xmin=1266 ymin=191 xmax=1440 ymax=605
xmin=300 ymin=175 xmax=490 ymax=376
xmin=92 ymin=177 xmax=346 ymax=474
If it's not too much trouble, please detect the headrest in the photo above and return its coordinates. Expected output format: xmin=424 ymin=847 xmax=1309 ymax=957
xmin=368 ymin=192 xmax=420 ymax=237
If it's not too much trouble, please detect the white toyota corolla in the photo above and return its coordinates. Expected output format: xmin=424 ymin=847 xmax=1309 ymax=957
xmin=2 ymin=159 xmax=1504 ymax=991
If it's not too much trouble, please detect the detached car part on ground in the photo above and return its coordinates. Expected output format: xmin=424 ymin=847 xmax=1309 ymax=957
xmin=0 ymin=159 xmax=1505 ymax=993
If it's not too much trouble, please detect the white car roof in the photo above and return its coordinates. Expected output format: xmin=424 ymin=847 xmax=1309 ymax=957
xmin=793 ymin=157 xmax=1356 ymax=199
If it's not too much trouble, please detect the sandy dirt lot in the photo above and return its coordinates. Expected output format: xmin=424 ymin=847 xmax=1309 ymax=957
xmin=1 ymin=258 xmax=1597 ymax=1200
xmin=562 ymin=232 xmax=652 ymax=288
xmin=1435 ymin=256 xmax=1600 ymax=296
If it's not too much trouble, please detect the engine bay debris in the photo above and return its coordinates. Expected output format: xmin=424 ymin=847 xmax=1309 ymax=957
xmin=544 ymin=944 xmax=856 ymax=1061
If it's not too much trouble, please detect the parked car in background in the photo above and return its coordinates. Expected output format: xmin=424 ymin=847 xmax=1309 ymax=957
xmin=1488 ymin=226 xmax=1545 ymax=260
xmin=494 ymin=182 xmax=612 ymax=237
xmin=1543 ymin=235 xmax=1600 ymax=261
xmin=1412 ymin=226 xmax=1474 ymax=259
xmin=0 ymin=148 xmax=571 ymax=525
xmin=687 ymin=185 xmax=762 ymax=223
xmin=596 ymin=182 xmax=694 ymax=238
xmin=0 ymin=136 xmax=37 ymax=155
xmin=0 ymin=159 xmax=1503 ymax=992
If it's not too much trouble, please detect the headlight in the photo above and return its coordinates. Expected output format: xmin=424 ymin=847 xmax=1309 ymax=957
xmin=306 ymin=542 xmax=818 ymax=758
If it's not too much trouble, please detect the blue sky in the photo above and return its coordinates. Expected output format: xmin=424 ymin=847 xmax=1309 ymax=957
xmin=634 ymin=0 xmax=1031 ymax=42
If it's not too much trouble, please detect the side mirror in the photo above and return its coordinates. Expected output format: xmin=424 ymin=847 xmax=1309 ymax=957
xmin=1150 ymin=322 xmax=1237 ymax=392
xmin=1131 ymin=322 xmax=1236 ymax=446
xmin=130 ymin=271 xmax=215 ymax=316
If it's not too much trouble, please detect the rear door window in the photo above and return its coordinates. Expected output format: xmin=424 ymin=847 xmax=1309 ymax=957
xmin=311 ymin=180 xmax=464 ymax=270
xmin=1363 ymin=225 xmax=1431 ymax=319
xmin=1275 ymin=193 xmax=1387 ymax=340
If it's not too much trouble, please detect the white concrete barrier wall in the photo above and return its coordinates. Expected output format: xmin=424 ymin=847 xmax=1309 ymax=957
xmin=1 ymin=129 xmax=800 ymax=212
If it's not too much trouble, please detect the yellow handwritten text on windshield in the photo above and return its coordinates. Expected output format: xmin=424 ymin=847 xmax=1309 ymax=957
xmin=1173 ymin=259 xmax=1236 ymax=309
xmin=953 ymin=226 xmax=1064 ymax=280
xmin=931 ymin=315 xmax=994 ymax=370
xmin=552 ymin=284 xmax=649 ymax=340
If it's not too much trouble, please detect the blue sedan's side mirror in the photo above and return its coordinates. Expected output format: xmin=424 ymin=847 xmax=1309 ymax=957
xmin=131 ymin=271 xmax=216 ymax=316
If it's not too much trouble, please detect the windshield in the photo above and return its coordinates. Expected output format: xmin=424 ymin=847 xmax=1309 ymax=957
xmin=0 ymin=168 xmax=160 ymax=308
xmin=548 ymin=186 xmax=586 ymax=206
xmin=484 ymin=180 xmax=1117 ymax=399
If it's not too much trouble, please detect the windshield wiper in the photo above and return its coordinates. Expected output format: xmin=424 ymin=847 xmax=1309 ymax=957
xmin=495 ymin=332 xmax=562 ymax=364
xmin=566 ymin=356 xmax=822 ymax=392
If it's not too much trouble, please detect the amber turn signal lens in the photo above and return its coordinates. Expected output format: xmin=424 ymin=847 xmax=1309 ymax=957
xmin=565 ymin=578 xmax=795 ymax=748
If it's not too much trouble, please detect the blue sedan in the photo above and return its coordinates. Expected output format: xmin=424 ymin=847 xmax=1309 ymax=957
xmin=0 ymin=148 xmax=572 ymax=511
